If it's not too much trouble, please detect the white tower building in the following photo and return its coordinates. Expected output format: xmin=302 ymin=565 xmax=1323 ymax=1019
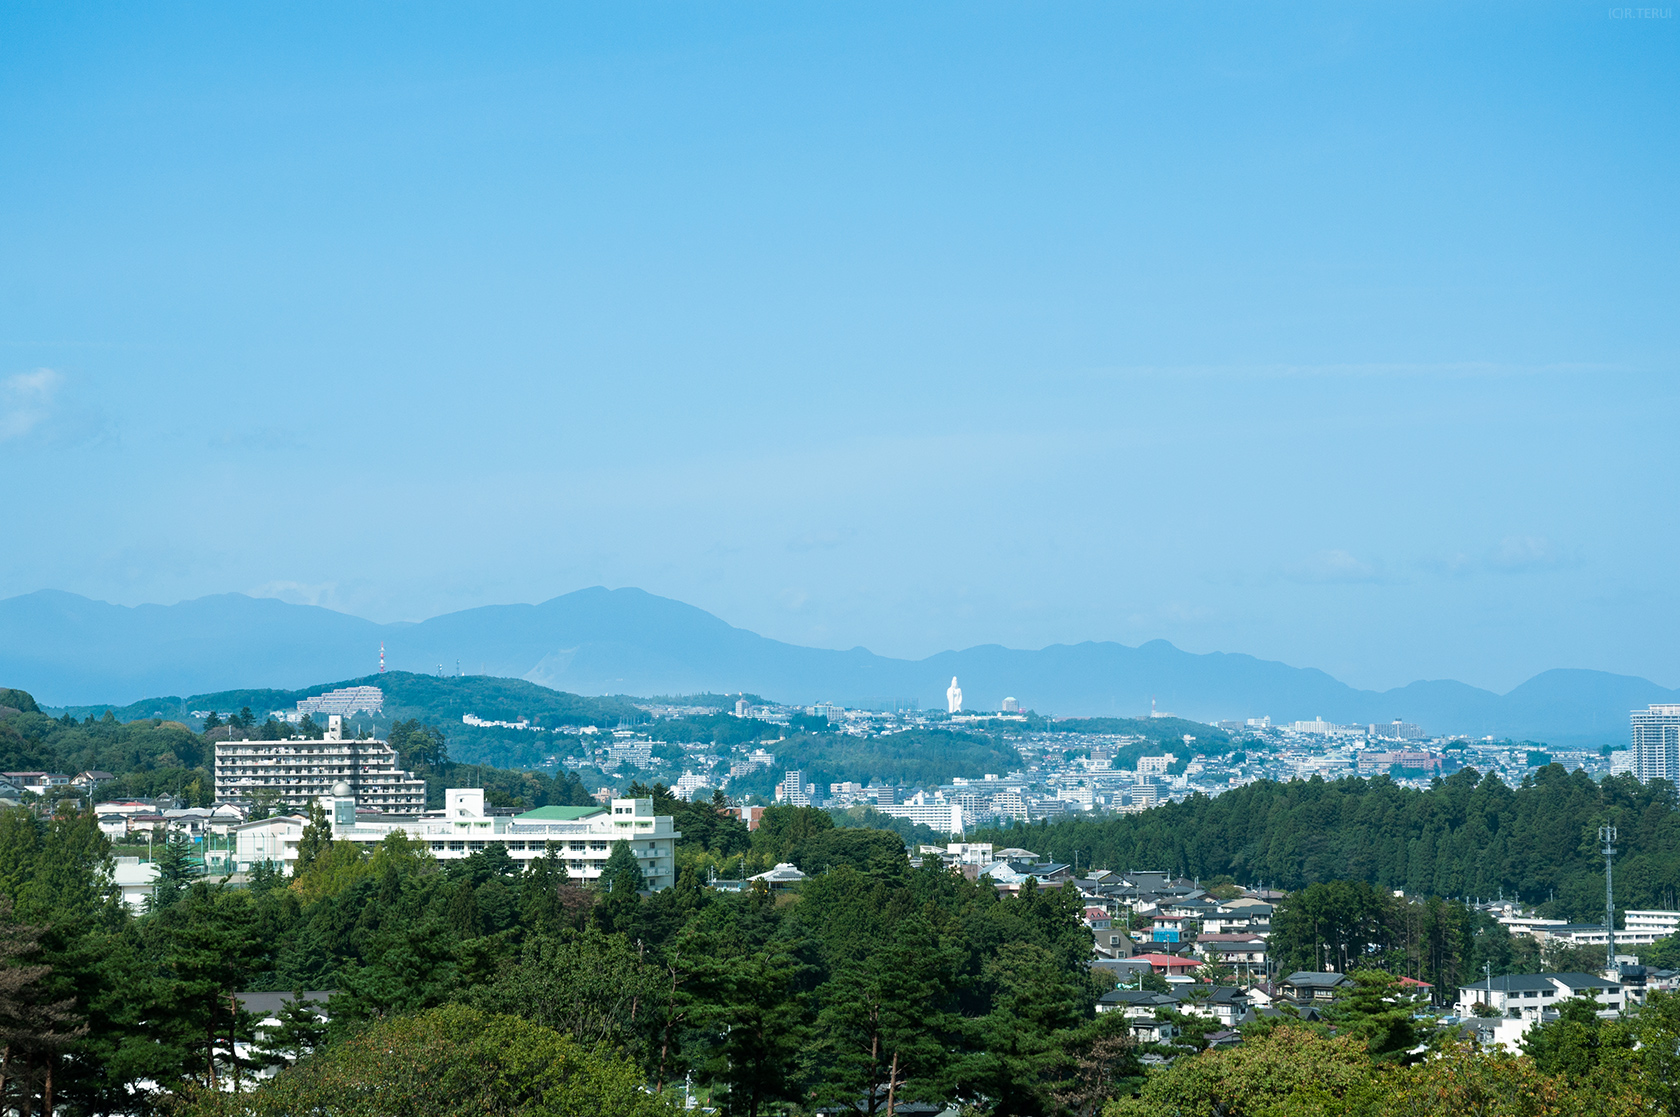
xmin=947 ymin=677 xmax=963 ymax=714
xmin=1632 ymin=705 xmax=1680 ymax=785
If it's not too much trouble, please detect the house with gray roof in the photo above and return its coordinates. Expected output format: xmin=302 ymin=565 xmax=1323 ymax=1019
xmin=1454 ymin=972 xmax=1624 ymax=1022
xmin=1279 ymin=971 xmax=1353 ymax=1006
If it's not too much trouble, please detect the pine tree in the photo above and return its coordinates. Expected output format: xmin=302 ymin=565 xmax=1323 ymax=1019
xmin=0 ymin=897 xmax=85 ymax=1116
xmin=447 ymin=881 xmax=482 ymax=939
xmin=149 ymin=830 xmax=197 ymax=911
xmin=599 ymin=840 xmax=646 ymax=895
xmin=254 ymin=990 xmax=328 ymax=1069
xmin=295 ymin=801 xmax=332 ymax=874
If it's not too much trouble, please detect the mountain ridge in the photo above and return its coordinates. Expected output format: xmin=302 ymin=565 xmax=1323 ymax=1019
xmin=2 ymin=586 xmax=1673 ymax=744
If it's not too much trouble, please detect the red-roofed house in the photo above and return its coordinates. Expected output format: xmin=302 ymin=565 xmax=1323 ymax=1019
xmin=1130 ymin=953 xmax=1201 ymax=976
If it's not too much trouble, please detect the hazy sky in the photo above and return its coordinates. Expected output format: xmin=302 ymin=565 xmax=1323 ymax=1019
xmin=2 ymin=3 xmax=1675 ymax=694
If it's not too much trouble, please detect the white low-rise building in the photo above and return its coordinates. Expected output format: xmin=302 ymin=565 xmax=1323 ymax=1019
xmin=1455 ymin=972 xmax=1624 ymax=1025
xmin=112 ymin=857 xmax=161 ymax=912
xmin=1544 ymin=922 xmax=1673 ymax=948
xmin=1624 ymin=910 xmax=1680 ymax=939
xmin=229 ymin=787 xmax=682 ymax=890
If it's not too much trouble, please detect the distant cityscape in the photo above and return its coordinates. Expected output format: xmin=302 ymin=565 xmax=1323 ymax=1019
xmin=507 ymin=687 xmax=1680 ymax=832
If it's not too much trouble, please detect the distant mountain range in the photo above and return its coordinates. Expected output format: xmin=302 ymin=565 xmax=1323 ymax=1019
xmin=2 ymin=587 xmax=1673 ymax=745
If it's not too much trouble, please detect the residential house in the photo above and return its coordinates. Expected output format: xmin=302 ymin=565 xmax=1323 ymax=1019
xmin=1176 ymin=986 xmax=1256 ymax=1028
xmin=112 ymin=858 xmax=161 ymax=913
xmin=1129 ymin=953 xmax=1203 ymax=981
xmin=1280 ymin=971 xmax=1353 ymax=1007
xmin=1454 ymin=973 xmax=1624 ymax=1022
xmin=1150 ymin=914 xmax=1187 ymax=944
xmin=1195 ymin=933 xmax=1269 ymax=974
xmin=750 ymin=863 xmax=808 ymax=891
xmin=1095 ymin=990 xmax=1180 ymax=1043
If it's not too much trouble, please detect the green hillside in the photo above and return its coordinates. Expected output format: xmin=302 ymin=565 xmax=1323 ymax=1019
xmin=1039 ymin=714 xmax=1231 ymax=750
xmin=971 ymin=764 xmax=1680 ymax=926
xmin=44 ymin=671 xmax=643 ymax=731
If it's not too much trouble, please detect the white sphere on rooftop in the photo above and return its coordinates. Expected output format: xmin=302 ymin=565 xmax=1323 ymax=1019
xmin=332 ymin=781 xmax=352 ymax=798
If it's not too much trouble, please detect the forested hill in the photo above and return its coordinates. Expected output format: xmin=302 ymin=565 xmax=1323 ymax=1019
xmin=1043 ymin=715 xmax=1229 ymax=749
xmin=973 ymin=766 xmax=1680 ymax=925
xmin=43 ymin=671 xmax=642 ymax=731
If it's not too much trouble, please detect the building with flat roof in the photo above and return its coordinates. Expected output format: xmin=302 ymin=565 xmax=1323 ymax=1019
xmin=231 ymin=788 xmax=681 ymax=889
xmin=1632 ymin=705 xmax=1680 ymax=785
xmin=214 ymin=715 xmax=426 ymax=813
xmin=1455 ymin=972 xmax=1623 ymax=1023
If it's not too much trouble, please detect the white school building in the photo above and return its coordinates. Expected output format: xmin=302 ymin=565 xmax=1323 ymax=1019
xmin=231 ymin=786 xmax=681 ymax=890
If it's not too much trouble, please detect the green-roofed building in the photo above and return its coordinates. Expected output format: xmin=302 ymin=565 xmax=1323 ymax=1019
xmin=515 ymin=805 xmax=606 ymax=821
xmin=243 ymin=789 xmax=682 ymax=890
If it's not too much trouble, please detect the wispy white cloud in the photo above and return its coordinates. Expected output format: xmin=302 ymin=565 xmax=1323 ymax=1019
xmin=0 ymin=368 xmax=62 ymax=441
xmin=1491 ymin=534 xmax=1564 ymax=572
xmin=1285 ymin=548 xmax=1387 ymax=584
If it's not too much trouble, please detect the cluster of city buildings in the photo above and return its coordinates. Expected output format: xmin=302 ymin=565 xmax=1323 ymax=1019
xmin=555 ymin=701 xmax=1680 ymax=834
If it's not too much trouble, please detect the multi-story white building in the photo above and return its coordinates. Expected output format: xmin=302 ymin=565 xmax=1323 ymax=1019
xmin=1136 ymin=755 xmax=1176 ymax=777
xmin=876 ymin=792 xmax=964 ymax=834
xmin=230 ymin=788 xmax=681 ymax=889
xmin=991 ymin=789 xmax=1029 ymax=821
xmin=294 ymin=686 xmax=385 ymax=718
xmin=1624 ymin=910 xmax=1680 ymax=938
xmin=674 ymin=772 xmax=709 ymax=800
xmin=777 ymin=769 xmax=812 ymax=806
xmin=1632 ymin=705 xmax=1680 ymax=785
xmin=214 ymin=715 xmax=426 ymax=812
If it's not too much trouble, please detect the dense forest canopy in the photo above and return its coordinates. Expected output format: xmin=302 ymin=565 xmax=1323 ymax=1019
xmin=0 ymin=796 xmax=1121 ymax=1116
xmin=972 ymin=766 xmax=1680 ymax=924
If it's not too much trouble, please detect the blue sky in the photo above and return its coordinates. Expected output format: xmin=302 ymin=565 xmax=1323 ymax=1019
xmin=1 ymin=2 xmax=1675 ymax=693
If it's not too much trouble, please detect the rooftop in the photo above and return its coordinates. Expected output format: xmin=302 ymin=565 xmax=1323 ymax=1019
xmin=514 ymin=805 xmax=608 ymax=821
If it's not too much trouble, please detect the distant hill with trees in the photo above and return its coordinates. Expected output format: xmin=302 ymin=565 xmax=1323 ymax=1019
xmin=45 ymin=670 xmax=641 ymax=732
xmin=973 ymin=765 xmax=1680 ymax=926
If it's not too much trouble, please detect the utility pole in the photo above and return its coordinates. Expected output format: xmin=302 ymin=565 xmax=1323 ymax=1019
xmin=1600 ymin=825 xmax=1618 ymax=974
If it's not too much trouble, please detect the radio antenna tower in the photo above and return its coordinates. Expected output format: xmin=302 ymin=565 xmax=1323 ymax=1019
xmin=1600 ymin=824 xmax=1618 ymax=974
xmin=379 ymin=642 xmax=386 ymax=674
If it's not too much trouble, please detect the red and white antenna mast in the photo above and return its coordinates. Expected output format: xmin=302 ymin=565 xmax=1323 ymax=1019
xmin=379 ymin=642 xmax=386 ymax=674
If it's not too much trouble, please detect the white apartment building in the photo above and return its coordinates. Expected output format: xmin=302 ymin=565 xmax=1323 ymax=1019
xmin=214 ymin=715 xmax=426 ymax=812
xmin=294 ymin=686 xmax=385 ymax=718
xmin=1624 ymin=910 xmax=1680 ymax=938
xmin=991 ymin=789 xmax=1029 ymax=821
xmin=1057 ymin=786 xmax=1095 ymax=810
xmin=777 ymin=770 xmax=812 ymax=806
xmin=230 ymin=788 xmax=681 ymax=888
xmin=876 ymin=792 xmax=964 ymax=834
xmin=1632 ymin=705 xmax=1680 ymax=785
xmin=674 ymin=772 xmax=710 ymax=800
xmin=1136 ymin=754 xmax=1176 ymax=777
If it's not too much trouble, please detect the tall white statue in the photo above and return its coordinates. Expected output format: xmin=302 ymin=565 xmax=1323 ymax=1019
xmin=947 ymin=676 xmax=963 ymax=714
